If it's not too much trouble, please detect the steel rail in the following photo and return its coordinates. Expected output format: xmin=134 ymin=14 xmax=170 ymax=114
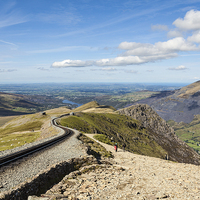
xmin=0 ymin=114 xmax=72 ymax=167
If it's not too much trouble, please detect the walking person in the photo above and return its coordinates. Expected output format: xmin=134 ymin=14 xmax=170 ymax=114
xmin=114 ymin=143 xmax=118 ymax=152
xmin=123 ymin=143 xmax=126 ymax=152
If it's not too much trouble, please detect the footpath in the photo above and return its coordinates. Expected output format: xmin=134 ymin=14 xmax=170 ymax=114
xmin=30 ymin=133 xmax=200 ymax=200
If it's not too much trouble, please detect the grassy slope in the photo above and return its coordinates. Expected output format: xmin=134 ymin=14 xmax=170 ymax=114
xmin=168 ymin=115 xmax=200 ymax=153
xmin=0 ymin=92 xmax=39 ymax=116
xmin=0 ymin=106 xmax=71 ymax=151
xmin=60 ymin=112 xmax=167 ymax=159
xmin=177 ymin=80 xmax=200 ymax=98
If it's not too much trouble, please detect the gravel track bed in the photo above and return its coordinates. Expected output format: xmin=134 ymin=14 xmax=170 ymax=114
xmin=0 ymin=129 xmax=87 ymax=192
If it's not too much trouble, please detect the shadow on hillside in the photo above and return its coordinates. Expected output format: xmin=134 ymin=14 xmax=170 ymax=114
xmin=0 ymin=108 xmax=32 ymax=117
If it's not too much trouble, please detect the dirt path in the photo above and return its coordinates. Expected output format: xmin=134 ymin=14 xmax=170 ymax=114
xmin=84 ymin=133 xmax=200 ymax=199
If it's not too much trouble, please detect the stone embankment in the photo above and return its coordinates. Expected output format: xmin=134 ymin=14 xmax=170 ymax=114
xmin=0 ymin=129 xmax=87 ymax=199
xmin=28 ymin=134 xmax=200 ymax=200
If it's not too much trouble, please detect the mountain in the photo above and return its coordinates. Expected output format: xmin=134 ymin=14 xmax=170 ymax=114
xmin=130 ymin=81 xmax=200 ymax=123
xmin=0 ymin=91 xmax=67 ymax=117
xmin=118 ymin=104 xmax=200 ymax=165
xmin=60 ymin=102 xmax=200 ymax=165
xmin=0 ymin=92 xmax=39 ymax=116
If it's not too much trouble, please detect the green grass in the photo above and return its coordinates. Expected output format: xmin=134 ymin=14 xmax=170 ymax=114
xmin=0 ymin=114 xmax=47 ymax=151
xmin=93 ymin=134 xmax=113 ymax=145
xmin=0 ymin=116 xmax=18 ymax=127
xmin=0 ymin=131 xmax=40 ymax=151
xmin=168 ymin=115 xmax=200 ymax=153
xmin=78 ymin=133 xmax=113 ymax=159
xmin=0 ymin=121 xmax=43 ymax=136
xmin=60 ymin=112 xmax=167 ymax=159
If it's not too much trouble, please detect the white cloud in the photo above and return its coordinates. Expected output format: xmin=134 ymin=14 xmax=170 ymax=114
xmin=167 ymin=30 xmax=182 ymax=38
xmin=193 ymin=77 xmax=200 ymax=80
xmin=151 ymin=24 xmax=168 ymax=31
xmin=173 ymin=10 xmax=200 ymax=31
xmin=52 ymin=37 xmax=199 ymax=68
xmin=52 ymin=59 xmax=93 ymax=68
xmin=168 ymin=65 xmax=187 ymax=70
xmin=95 ymin=56 xmax=144 ymax=66
xmin=101 ymin=67 xmax=117 ymax=71
xmin=52 ymin=10 xmax=200 ymax=69
xmin=187 ymin=31 xmax=200 ymax=43
xmin=52 ymin=56 xmax=145 ymax=68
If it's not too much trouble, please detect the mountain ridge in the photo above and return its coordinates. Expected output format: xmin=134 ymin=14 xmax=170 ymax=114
xmin=130 ymin=80 xmax=200 ymax=123
xmin=118 ymin=104 xmax=200 ymax=165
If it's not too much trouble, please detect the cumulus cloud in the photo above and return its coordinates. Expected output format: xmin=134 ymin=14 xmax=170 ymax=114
xmin=119 ymin=37 xmax=198 ymax=59
xmin=167 ymin=30 xmax=182 ymax=38
xmin=51 ymin=9 xmax=200 ymax=69
xmin=168 ymin=65 xmax=187 ymax=70
xmin=193 ymin=77 xmax=199 ymax=80
xmin=188 ymin=31 xmax=200 ymax=43
xmin=173 ymin=10 xmax=200 ymax=31
xmin=52 ymin=59 xmax=93 ymax=68
xmin=151 ymin=24 xmax=168 ymax=31
xmin=52 ymin=37 xmax=199 ymax=68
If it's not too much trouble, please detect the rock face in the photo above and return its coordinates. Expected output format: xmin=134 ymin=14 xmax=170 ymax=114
xmin=28 ymin=137 xmax=200 ymax=200
xmin=0 ymin=156 xmax=98 ymax=200
xmin=118 ymin=104 xmax=200 ymax=165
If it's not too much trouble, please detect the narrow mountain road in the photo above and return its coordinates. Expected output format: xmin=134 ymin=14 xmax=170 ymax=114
xmin=83 ymin=134 xmax=200 ymax=199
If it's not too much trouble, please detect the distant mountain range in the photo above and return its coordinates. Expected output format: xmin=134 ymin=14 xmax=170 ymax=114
xmin=131 ymin=81 xmax=200 ymax=123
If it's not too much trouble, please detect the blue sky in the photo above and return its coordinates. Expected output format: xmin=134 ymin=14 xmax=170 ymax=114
xmin=0 ymin=0 xmax=200 ymax=83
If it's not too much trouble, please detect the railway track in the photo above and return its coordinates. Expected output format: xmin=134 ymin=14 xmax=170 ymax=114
xmin=0 ymin=115 xmax=72 ymax=167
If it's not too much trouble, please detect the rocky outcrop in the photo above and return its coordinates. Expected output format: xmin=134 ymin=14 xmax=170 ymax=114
xmin=0 ymin=156 xmax=98 ymax=200
xmin=28 ymin=138 xmax=200 ymax=200
xmin=118 ymin=104 xmax=200 ymax=165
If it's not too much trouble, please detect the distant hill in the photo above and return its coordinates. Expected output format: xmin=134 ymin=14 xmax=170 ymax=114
xmin=0 ymin=106 xmax=71 ymax=151
xmin=60 ymin=101 xmax=200 ymax=165
xmin=0 ymin=91 xmax=67 ymax=117
xmin=0 ymin=92 xmax=39 ymax=116
xmin=130 ymin=81 xmax=200 ymax=123
xmin=73 ymin=101 xmax=116 ymax=113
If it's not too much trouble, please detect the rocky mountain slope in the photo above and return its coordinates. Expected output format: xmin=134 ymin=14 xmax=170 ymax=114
xmin=60 ymin=101 xmax=200 ymax=165
xmin=131 ymin=81 xmax=200 ymax=123
xmin=29 ymin=135 xmax=200 ymax=200
xmin=118 ymin=104 xmax=200 ymax=165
